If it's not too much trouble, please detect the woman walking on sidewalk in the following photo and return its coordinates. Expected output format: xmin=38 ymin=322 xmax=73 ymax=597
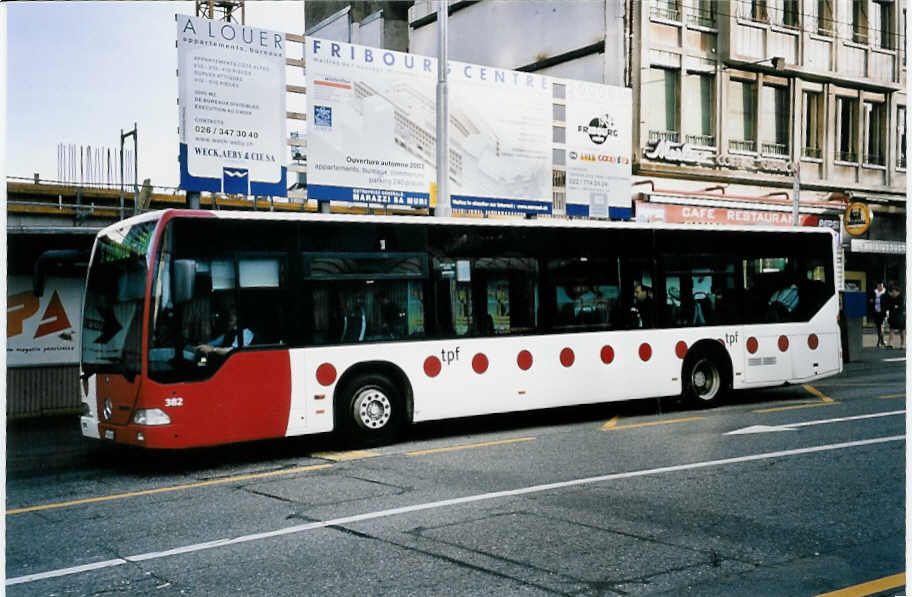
xmin=870 ymin=281 xmax=887 ymax=348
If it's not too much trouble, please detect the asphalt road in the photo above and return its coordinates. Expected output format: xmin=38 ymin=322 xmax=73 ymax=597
xmin=5 ymin=350 xmax=906 ymax=596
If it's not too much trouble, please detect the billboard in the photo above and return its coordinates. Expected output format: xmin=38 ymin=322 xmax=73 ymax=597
xmin=7 ymin=276 xmax=83 ymax=367
xmin=565 ymin=80 xmax=632 ymax=219
xmin=177 ymin=14 xmax=287 ymax=196
xmin=306 ymin=38 xmax=630 ymax=216
xmin=634 ymin=200 xmax=819 ymax=227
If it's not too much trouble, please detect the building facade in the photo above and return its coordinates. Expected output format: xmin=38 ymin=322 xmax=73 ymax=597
xmin=408 ymin=0 xmax=906 ymax=290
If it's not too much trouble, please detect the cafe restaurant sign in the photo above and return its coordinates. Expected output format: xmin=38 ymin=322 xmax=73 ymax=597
xmin=644 ymin=140 xmax=795 ymax=174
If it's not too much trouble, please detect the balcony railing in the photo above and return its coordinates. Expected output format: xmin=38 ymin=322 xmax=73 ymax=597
xmin=835 ymin=150 xmax=858 ymax=163
xmin=863 ymin=153 xmax=885 ymax=166
xmin=729 ymin=139 xmax=756 ymax=153
xmin=761 ymin=142 xmax=789 ymax=157
xmin=802 ymin=146 xmax=822 ymax=159
xmin=685 ymin=134 xmax=716 ymax=148
xmin=650 ymin=4 xmax=681 ymax=22
xmin=686 ymin=9 xmax=716 ymax=28
xmin=649 ymin=130 xmax=680 ymax=143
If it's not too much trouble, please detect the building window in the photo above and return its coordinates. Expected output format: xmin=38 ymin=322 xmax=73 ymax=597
xmin=897 ymin=106 xmax=906 ymax=169
xmin=836 ymin=97 xmax=858 ymax=163
xmin=683 ymin=72 xmax=715 ymax=147
xmin=728 ymin=79 xmax=756 ymax=153
xmin=803 ymin=91 xmax=824 ymax=159
xmin=647 ymin=67 xmax=679 ymax=144
xmin=852 ymin=0 xmax=869 ymax=43
xmin=760 ymin=84 xmax=789 ymax=157
xmin=553 ymin=103 xmax=566 ymax=121
xmin=771 ymin=0 xmax=800 ymax=27
xmin=863 ymin=101 xmax=886 ymax=166
xmin=688 ymin=0 xmax=716 ymax=27
xmin=805 ymin=0 xmax=833 ymax=36
xmin=751 ymin=0 xmax=769 ymax=22
xmin=872 ymin=0 xmax=895 ymax=49
xmin=651 ymin=0 xmax=681 ymax=22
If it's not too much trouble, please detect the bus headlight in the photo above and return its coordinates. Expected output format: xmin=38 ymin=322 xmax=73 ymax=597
xmin=132 ymin=409 xmax=171 ymax=426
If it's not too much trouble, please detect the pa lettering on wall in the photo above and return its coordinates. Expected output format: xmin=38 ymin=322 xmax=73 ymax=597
xmin=7 ymin=276 xmax=83 ymax=367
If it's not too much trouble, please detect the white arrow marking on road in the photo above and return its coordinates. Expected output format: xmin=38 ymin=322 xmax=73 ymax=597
xmin=726 ymin=410 xmax=906 ymax=435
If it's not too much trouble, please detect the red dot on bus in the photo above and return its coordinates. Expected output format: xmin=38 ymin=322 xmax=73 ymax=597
xmin=517 ymin=350 xmax=533 ymax=370
xmin=778 ymin=335 xmax=790 ymax=352
xmin=675 ymin=341 xmax=687 ymax=359
xmin=316 ymin=363 xmax=337 ymax=386
xmin=808 ymin=334 xmax=819 ymax=350
xmin=560 ymin=348 xmax=575 ymax=367
xmin=424 ymin=356 xmax=442 ymax=377
xmin=472 ymin=353 xmax=489 ymax=374
xmin=747 ymin=337 xmax=759 ymax=354
xmin=639 ymin=343 xmax=652 ymax=361
xmin=600 ymin=345 xmax=614 ymax=364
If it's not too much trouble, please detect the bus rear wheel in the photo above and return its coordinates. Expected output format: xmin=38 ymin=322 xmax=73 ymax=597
xmin=337 ymin=373 xmax=404 ymax=447
xmin=683 ymin=353 xmax=725 ymax=407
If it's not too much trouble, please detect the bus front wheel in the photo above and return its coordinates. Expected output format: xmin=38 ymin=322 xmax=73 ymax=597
xmin=682 ymin=353 xmax=726 ymax=407
xmin=337 ymin=373 xmax=404 ymax=447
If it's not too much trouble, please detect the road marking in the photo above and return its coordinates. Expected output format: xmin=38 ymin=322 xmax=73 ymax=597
xmin=803 ymin=384 xmax=835 ymax=402
xmin=8 ymin=435 xmax=903 ymax=587
xmin=726 ymin=410 xmax=905 ymax=435
xmin=603 ymin=416 xmax=703 ymax=431
xmin=879 ymin=393 xmax=905 ymax=399
xmin=882 ymin=357 xmax=906 ymax=362
xmin=753 ymin=384 xmax=836 ymax=413
xmin=312 ymin=450 xmax=380 ymax=461
xmin=813 ymin=572 xmax=904 ymax=597
xmin=600 ymin=415 xmax=619 ymax=430
xmin=6 ymin=464 xmax=332 ymax=516
xmin=405 ymin=436 xmax=535 ymax=456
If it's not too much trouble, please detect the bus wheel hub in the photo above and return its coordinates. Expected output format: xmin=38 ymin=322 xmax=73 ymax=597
xmin=354 ymin=389 xmax=392 ymax=430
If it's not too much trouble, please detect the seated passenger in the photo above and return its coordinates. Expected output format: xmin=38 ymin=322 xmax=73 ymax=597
xmin=768 ymin=283 xmax=799 ymax=321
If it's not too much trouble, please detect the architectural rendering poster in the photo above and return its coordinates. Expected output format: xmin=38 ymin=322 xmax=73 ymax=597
xmin=564 ymin=80 xmax=632 ymax=219
xmin=306 ymin=38 xmax=553 ymax=213
xmin=177 ymin=14 xmax=287 ymax=196
xmin=7 ymin=276 xmax=83 ymax=367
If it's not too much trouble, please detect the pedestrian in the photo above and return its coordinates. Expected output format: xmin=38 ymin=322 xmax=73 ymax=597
xmin=870 ymin=281 xmax=887 ymax=348
xmin=885 ymin=285 xmax=905 ymax=349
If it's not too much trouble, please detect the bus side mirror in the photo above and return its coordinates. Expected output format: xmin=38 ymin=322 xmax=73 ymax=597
xmin=172 ymin=260 xmax=197 ymax=304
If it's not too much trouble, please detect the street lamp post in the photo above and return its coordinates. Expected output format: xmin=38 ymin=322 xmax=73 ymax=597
xmin=434 ymin=0 xmax=450 ymax=217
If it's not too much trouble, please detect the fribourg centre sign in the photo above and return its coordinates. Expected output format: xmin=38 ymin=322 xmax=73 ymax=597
xmin=305 ymin=38 xmax=632 ymax=217
xmin=177 ymin=14 xmax=287 ymax=196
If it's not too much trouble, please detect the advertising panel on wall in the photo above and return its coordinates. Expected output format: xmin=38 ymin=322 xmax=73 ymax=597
xmin=306 ymin=38 xmax=630 ymax=216
xmin=7 ymin=276 xmax=83 ymax=367
xmin=177 ymin=14 xmax=287 ymax=197
xmin=564 ymin=80 xmax=632 ymax=219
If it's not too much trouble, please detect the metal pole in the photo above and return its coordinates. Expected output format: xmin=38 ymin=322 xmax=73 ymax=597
xmin=792 ymin=161 xmax=800 ymax=226
xmin=133 ymin=123 xmax=139 ymax=215
xmin=119 ymin=129 xmax=125 ymax=220
xmin=434 ymin=0 xmax=451 ymax=217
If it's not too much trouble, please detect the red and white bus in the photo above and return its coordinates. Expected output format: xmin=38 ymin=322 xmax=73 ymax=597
xmin=80 ymin=209 xmax=842 ymax=448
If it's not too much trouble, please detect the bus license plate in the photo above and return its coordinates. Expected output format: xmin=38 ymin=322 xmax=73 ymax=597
xmin=104 ymin=429 xmax=115 ymax=440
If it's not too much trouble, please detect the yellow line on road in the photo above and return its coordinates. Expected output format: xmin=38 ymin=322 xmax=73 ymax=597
xmin=604 ymin=416 xmax=703 ymax=431
xmin=601 ymin=415 xmax=620 ymax=430
xmin=6 ymin=463 xmax=332 ymax=516
xmin=813 ymin=572 xmax=904 ymax=597
xmin=879 ymin=393 xmax=905 ymax=399
xmin=753 ymin=384 xmax=837 ymax=413
xmin=803 ymin=384 xmax=835 ymax=402
xmin=406 ymin=436 xmax=535 ymax=456
xmin=311 ymin=450 xmax=380 ymax=461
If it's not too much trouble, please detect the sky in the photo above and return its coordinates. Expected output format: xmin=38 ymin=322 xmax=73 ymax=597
xmin=6 ymin=1 xmax=306 ymax=189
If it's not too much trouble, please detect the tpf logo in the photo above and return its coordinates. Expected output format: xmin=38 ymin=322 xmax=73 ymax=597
xmin=578 ymin=114 xmax=619 ymax=145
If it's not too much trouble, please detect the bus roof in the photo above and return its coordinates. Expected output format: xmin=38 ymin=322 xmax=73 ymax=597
xmin=102 ymin=208 xmax=838 ymax=239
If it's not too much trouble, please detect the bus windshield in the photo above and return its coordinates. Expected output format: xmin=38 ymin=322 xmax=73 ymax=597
xmin=81 ymin=220 xmax=157 ymax=380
